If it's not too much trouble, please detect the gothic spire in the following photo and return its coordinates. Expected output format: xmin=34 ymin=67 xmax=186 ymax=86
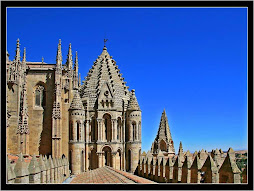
xmin=155 ymin=109 xmax=173 ymax=142
xmin=74 ymin=51 xmax=78 ymax=73
xmin=15 ymin=38 xmax=21 ymax=61
xmin=56 ymin=39 xmax=62 ymax=68
xmin=22 ymin=47 xmax=26 ymax=63
xmin=66 ymin=43 xmax=73 ymax=70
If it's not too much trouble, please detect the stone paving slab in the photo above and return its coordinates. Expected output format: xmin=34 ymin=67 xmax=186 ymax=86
xmin=70 ymin=166 xmax=156 ymax=184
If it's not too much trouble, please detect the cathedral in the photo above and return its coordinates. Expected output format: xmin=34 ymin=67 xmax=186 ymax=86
xmin=6 ymin=39 xmax=142 ymax=174
xmin=6 ymin=39 xmax=245 ymax=185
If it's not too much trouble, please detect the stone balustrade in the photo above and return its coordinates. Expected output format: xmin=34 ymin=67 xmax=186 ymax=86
xmin=135 ymin=148 xmax=247 ymax=184
xmin=7 ymin=153 xmax=70 ymax=184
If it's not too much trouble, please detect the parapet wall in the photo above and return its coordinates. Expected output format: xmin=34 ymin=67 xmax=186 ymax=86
xmin=135 ymin=148 xmax=247 ymax=184
xmin=7 ymin=153 xmax=71 ymax=184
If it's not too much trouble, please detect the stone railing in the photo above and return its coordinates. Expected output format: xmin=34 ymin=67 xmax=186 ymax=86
xmin=135 ymin=148 xmax=247 ymax=184
xmin=7 ymin=153 xmax=71 ymax=184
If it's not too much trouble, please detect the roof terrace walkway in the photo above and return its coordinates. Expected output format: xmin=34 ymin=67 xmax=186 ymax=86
xmin=70 ymin=166 xmax=156 ymax=184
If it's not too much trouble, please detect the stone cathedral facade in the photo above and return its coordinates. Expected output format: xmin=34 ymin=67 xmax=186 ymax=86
xmin=6 ymin=39 xmax=142 ymax=175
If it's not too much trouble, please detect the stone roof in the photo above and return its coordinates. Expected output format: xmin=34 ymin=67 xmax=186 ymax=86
xmin=219 ymin=147 xmax=241 ymax=174
xmin=201 ymin=155 xmax=218 ymax=173
xmin=127 ymin=89 xmax=140 ymax=110
xmin=190 ymin=155 xmax=202 ymax=170
xmin=70 ymin=90 xmax=84 ymax=110
xmin=80 ymin=46 xmax=130 ymax=109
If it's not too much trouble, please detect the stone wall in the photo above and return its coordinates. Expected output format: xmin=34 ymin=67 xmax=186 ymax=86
xmin=135 ymin=148 xmax=247 ymax=184
xmin=7 ymin=153 xmax=70 ymax=184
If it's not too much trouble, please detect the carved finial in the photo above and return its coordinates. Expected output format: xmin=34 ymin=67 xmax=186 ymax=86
xmin=42 ymin=57 xmax=44 ymax=63
xmin=74 ymin=51 xmax=78 ymax=72
xmin=15 ymin=38 xmax=21 ymax=61
xmin=66 ymin=43 xmax=73 ymax=69
xmin=79 ymin=73 xmax=81 ymax=86
xmin=56 ymin=39 xmax=62 ymax=67
xmin=178 ymin=141 xmax=183 ymax=156
xmin=104 ymin=39 xmax=108 ymax=47
xmin=22 ymin=47 xmax=26 ymax=62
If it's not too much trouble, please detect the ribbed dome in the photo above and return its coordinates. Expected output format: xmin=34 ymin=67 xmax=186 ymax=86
xmin=80 ymin=46 xmax=131 ymax=109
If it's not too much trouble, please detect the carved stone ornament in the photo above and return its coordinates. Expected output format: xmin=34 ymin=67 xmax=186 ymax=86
xmin=64 ymin=70 xmax=72 ymax=78
xmin=52 ymin=102 xmax=61 ymax=119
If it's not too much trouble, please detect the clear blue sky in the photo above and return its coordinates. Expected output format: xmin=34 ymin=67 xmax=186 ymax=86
xmin=7 ymin=8 xmax=248 ymax=153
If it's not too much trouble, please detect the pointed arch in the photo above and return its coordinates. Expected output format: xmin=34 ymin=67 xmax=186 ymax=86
xmin=34 ymin=82 xmax=46 ymax=108
xmin=160 ymin=139 xmax=167 ymax=152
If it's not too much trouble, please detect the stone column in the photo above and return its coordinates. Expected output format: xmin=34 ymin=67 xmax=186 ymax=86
xmin=73 ymin=121 xmax=77 ymax=142
xmin=102 ymin=119 xmax=105 ymax=142
xmin=85 ymin=120 xmax=90 ymax=171
xmin=119 ymin=121 xmax=122 ymax=142
xmin=122 ymin=118 xmax=126 ymax=171
xmin=112 ymin=119 xmax=117 ymax=142
xmin=129 ymin=124 xmax=133 ymax=141
xmin=97 ymin=119 xmax=102 ymax=142
xmin=136 ymin=123 xmax=139 ymax=141
xmin=97 ymin=152 xmax=103 ymax=168
xmin=80 ymin=122 xmax=83 ymax=142
xmin=112 ymin=152 xmax=117 ymax=169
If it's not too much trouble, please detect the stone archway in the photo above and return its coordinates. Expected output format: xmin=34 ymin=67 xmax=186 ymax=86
xmin=102 ymin=146 xmax=112 ymax=167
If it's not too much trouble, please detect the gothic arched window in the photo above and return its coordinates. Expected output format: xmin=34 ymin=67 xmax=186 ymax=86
xmin=35 ymin=85 xmax=45 ymax=107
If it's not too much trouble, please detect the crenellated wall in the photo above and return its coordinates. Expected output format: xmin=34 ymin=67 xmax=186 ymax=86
xmin=135 ymin=148 xmax=247 ymax=184
xmin=7 ymin=153 xmax=70 ymax=184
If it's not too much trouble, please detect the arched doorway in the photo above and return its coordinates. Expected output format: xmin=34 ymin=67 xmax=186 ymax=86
xmin=102 ymin=146 xmax=112 ymax=167
xmin=103 ymin=114 xmax=112 ymax=142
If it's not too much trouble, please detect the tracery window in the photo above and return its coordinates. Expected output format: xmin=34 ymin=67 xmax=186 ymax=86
xmin=35 ymin=85 xmax=45 ymax=107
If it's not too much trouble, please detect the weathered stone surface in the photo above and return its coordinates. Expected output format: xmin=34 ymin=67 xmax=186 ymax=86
xmin=151 ymin=110 xmax=175 ymax=156
xmin=14 ymin=153 xmax=29 ymax=183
